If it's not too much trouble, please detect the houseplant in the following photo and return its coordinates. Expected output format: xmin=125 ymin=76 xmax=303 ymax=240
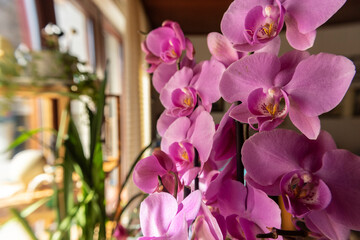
xmin=131 ymin=0 xmax=360 ymax=239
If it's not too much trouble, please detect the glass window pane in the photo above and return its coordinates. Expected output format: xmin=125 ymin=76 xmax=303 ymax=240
xmin=54 ymin=0 xmax=91 ymax=64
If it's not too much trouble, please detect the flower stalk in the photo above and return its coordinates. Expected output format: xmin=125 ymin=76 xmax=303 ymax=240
xmin=256 ymin=227 xmax=308 ymax=239
xmin=235 ymin=102 xmax=245 ymax=183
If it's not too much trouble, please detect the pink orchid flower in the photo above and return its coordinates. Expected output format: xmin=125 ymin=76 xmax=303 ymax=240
xmin=217 ymin=180 xmax=282 ymax=240
xmin=133 ymin=150 xmax=181 ymax=195
xmin=151 ymin=55 xmax=195 ymax=93
xmin=242 ymin=129 xmax=360 ymax=239
xmin=139 ymin=191 xmax=202 ymax=240
xmin=220 ymin=50 xmax=355 ymax=139
xmin=191 ymin=202 xmax=223 ymax=240
xmin=207 ymin=32 xmax=280 ymax=67
xmin=160 ymin=107 xmax=215 ymax=183
xmin=221 ymin=0 xmax=346 ymax=51
xmin=209 ymin=104 xmax=237 ymax=163
xmin=158 ymin=59 xmax=225 ymax=119
xmin=143 ymin=20 xmax=194 ymax=73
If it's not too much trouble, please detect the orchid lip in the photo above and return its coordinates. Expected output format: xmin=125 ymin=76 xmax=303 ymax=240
xmin=246 ymin=87 xmax=289 ymax=131
xmin=160 ymin=37 xmax=181 ymax=63
xmin=168 ymin=141 xmax=195 ymax=172
xmin=280 ymin=170 xmax=332 ymax=217
xmin=170 ymin=87 xmax=197 ymax=116
xmin=243 ymin=1 xmax=285 ymax=45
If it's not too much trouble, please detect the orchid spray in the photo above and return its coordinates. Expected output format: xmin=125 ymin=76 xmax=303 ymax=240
xmin=130 ymin=0 xmax=359 ymax=239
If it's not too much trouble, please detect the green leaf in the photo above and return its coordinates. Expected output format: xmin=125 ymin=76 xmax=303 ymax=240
xmin=55 ymin=109 xmax=69 ymax=155
xmin=21 ymin=197 xmax=51 ymax=218
xmin=64 ymin=118 xmax=92 ymax=186
xmin=4 ymin=128 xmax=55 ymax=152
xmin=76 ymin=205 xmax=86 ymax=227
xmin=89 ymin=73 xmax=107 ymax=169
xmin=51 ymin=204 xmax=81 ymax=240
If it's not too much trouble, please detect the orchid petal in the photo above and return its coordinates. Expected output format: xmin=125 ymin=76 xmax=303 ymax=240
xmin=207 ymin=32 xmax=240 ymax=67
xmin=166 ymin=211 xmax=188 ymax=240
xmin=275 ymin=50 xmax=310 ymax=86
xmin=242 ymin=129 xmax=308 ymax=186
xmin=179 ymin=190 xmax=202 ymax=224
xmin=300 ymin=130 xmax=337 ymax=172
xmin=146 ymin=28 xmax=176 ymax=56
xmin=220 ymin=0 xmax=266 ymax=45
xmin=255 ymin=35 xmax=281 ymax=55
xmin=283 ymin=0 xmax=346 ymax=34
xmin=157 ymin=111 xmax=177 ymax=137
xmin=210 ymin=104 xmax=237 ymax=162
xmin=229 ymin=102 xmax=253 ymax=123
xmin=180 ymin=167 xmax=200 ymax=186
xmin=189 ymin=111 xmax=215 ymax=163
xmin=185 ymin=37 xmax=194 ymax=60
xmin=160 ymin=67 xmax=194 ymax=109
xmin=316 ymin=150 xmax=360 ymax=230
xmin=197 ymin=203 xmax=223 ymax=240
xmin=288 ymin=102 xmax=321 ymax=140
xmin=192 ymin=216 xmax=218 ymax=240
xmin=140 ymin=193 xmax=178 ymax=237
xmin=192 ymin=59 xmax=225 ymax=107
xmin=153 ymin=150 xmax=176 ymax=172
xmin=284 ymin=15 xmax=316 ymax=51
xmin=205 ymin=157 xmax=236 ymax=205
xmin=153 ymin=62 xmax=177 ymax=93
xmin=245 ymin=175 xmax=282 ymax=196
xmin=217 ymin=180 xmax=247 ymax=217
xmin=285 ymin=53 xmax=355 ymax=117
xmin=220 ymin=53 xmax=281 ymax=103
xmin=280 ymin=171 xmax=332 ymax=217
xmin=305 ymin=210 xmax=350 ymax=240
xmin=246 ymin=185 xmax=282 ymax=230
xmin=133 ymin=155 xmax=168 ymax=193
xmin=161 ymin=117 xmax=191 ymax=153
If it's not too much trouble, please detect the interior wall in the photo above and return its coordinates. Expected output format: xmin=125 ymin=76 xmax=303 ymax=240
xmin=95 ymin=0 xmax=152 ymax=209
xmin=119 ymin=0 xmax=152 ymax=220
xmin=187 ymin=22 xmax=360 ymax=154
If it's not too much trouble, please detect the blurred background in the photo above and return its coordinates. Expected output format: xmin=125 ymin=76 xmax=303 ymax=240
xmin=0 ymin=0 xmax=359 ymax=239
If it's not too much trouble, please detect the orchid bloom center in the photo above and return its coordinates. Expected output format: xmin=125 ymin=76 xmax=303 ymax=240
xmin=244 ymin=3 xmax=283 ymax=44
xmin=249 ymin=87 xmax=288 ymax=119
xmin=168 ymin=141 xmax=195 ymax=172
xmin=160 ymin=37 xmax=181 ymax=63
xmin=168 ymin=40 xmax=178 ymax=58
xmin=182 ymin=91 xmax=193 ymax=107
xmin=173 ymin=87 xmax=197 ymax=108
xmin=258 ymin=22 xmax=276 ymax=38
xmin=170 ymin=87 xmax=197 ymax=116
xmin=280 ymin=170 xmax=331 ymax=216
xmin=264 ymin=88 xmax=282 ymax=117
xmin=256 ymin=6 xmax=279 ymax=39
xmin=288 ymin=172 xmax=314 ymax=200
xmin=181 ymin=148 xmax=189 ymax=162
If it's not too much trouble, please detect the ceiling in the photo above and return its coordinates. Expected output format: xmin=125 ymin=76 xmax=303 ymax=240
xmin=141 ymin=0 xmax=360 ymax=35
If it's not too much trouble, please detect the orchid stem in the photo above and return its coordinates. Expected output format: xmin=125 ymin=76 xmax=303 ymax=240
xmin=244 ymin=123 xmax=249 ymax=140
xmin=256 ymin=228 xmax=308 ymax=239
xmin=235 ymin=101 xmax=245 ymax=183
xmin=194 ymin=148 xmax=200 ymax=190
xmin=169 ymin=171 xmax=178 ymax=199
xmin=184 ymin=186 xmax=191 ymax=199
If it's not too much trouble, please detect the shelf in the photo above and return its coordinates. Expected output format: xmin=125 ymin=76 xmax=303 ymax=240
xmin=0 ymin=77 xmax=71 ymax=98
xmin=0 ymin=188 xmax=53 ymax=209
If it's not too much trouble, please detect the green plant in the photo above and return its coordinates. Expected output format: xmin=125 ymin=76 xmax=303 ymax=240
xmin=2 ymin=71 xmax=107 ymax=239
xmin=51 ymin=73 xmax=107 ymax=240
xmin=0 ymin=44 xmax=21 ymax=115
